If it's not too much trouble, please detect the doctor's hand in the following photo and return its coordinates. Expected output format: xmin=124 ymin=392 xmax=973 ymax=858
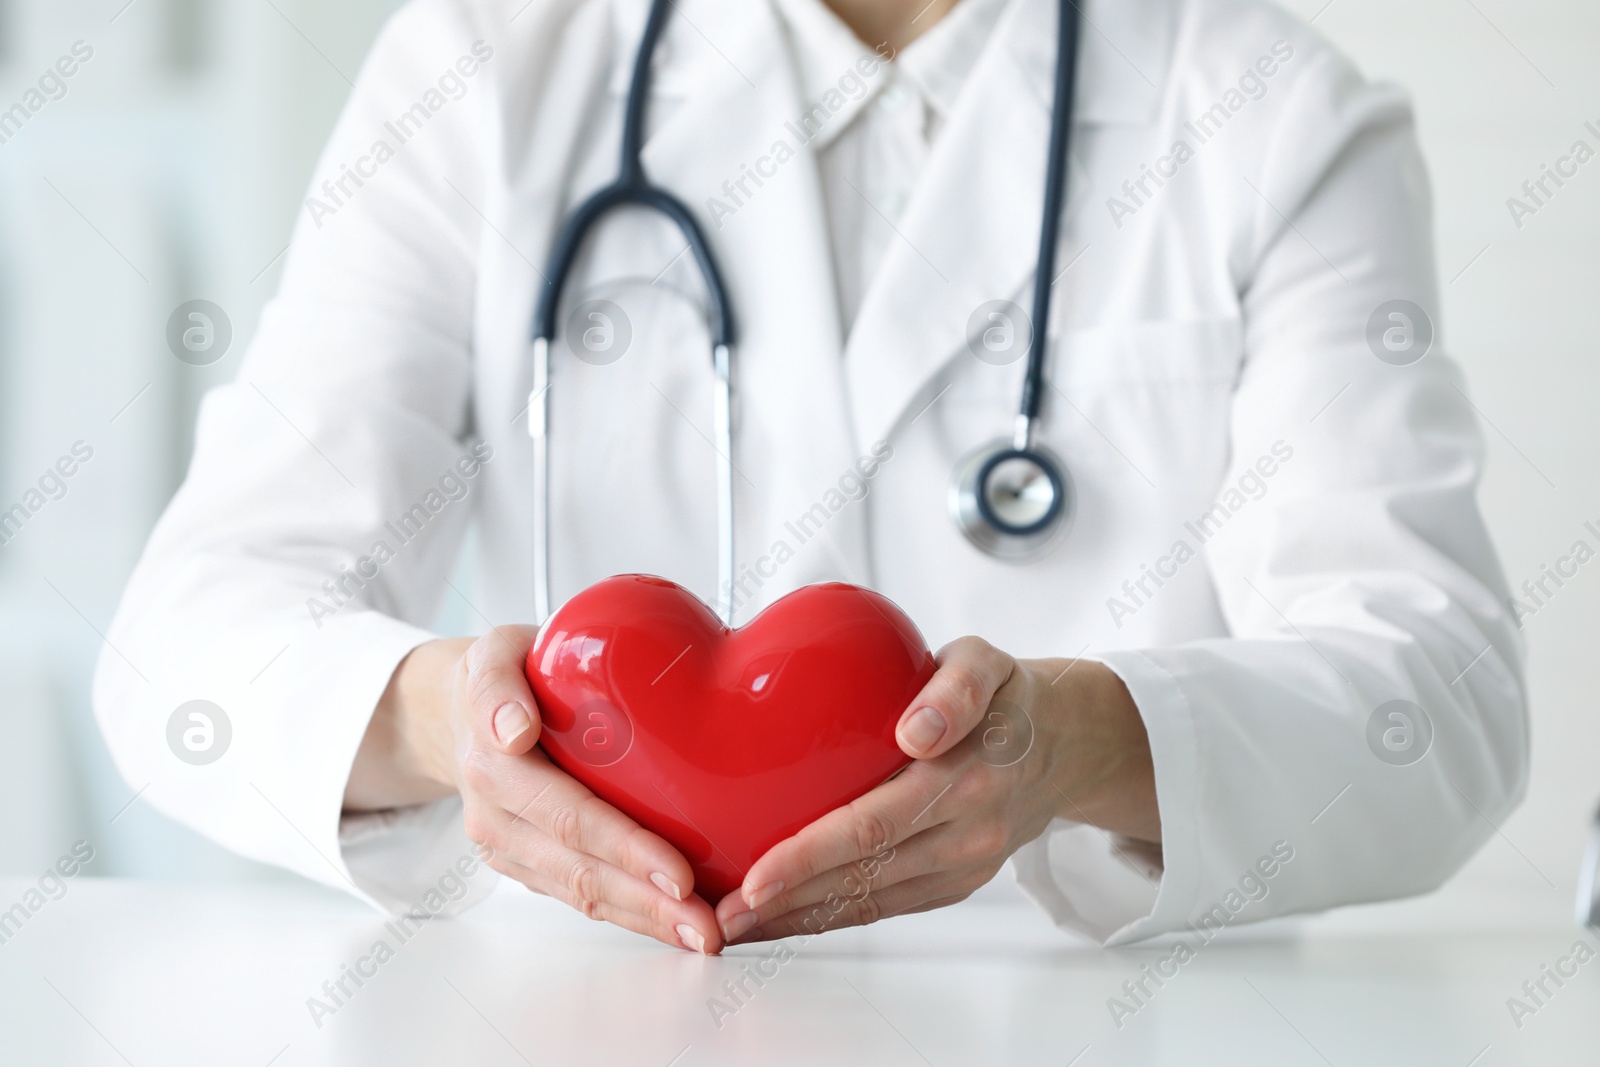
xmin=350 ymin=628 xmax=724 ymax=954
xmin=712 ymin=638 xmax=1158 ymax=944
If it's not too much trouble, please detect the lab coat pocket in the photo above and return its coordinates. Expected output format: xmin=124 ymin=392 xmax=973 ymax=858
xmin=976 ymin=316 xmax=1245 ymax=503
xmin=1049 ymin=316 xmax=1243 ymax=498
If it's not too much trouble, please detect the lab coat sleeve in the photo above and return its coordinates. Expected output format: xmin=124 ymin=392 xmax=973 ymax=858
xmin=92 ymin=0 xmax=505 ymax=914
xmin=1012 ymin=43 xmax=1528 ymax=943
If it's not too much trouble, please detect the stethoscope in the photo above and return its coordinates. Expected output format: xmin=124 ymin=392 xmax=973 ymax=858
xmin=528 ymin=0 xmax=1082 ymax=624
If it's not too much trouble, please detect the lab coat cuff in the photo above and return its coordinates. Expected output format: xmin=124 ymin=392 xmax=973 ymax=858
xmin=1011 ymin=649 xmax=1201 ymax=944
xmin=264 ymin=610 xmax=490 ymax=918
xmin=339 ymin=798 xmax=501 ymax=917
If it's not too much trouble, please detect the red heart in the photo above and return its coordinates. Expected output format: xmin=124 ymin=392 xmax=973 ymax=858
xmin=524 ymin=575 xmax=936 ymax=902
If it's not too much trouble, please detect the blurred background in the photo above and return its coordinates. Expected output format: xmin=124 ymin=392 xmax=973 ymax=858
xmin=0 ymin=0 xmax=1595 ymax=923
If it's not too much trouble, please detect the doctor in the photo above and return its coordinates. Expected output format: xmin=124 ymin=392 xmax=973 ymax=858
xmin=96 ymin=0 xmax=1526 ymax=956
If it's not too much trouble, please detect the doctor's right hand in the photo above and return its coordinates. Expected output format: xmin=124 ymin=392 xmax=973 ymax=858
xmin=352 ymin=627 xmax=724 ymax=954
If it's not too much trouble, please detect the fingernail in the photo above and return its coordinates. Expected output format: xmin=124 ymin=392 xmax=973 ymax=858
xmin=676 ymin=923 xmax=707 ymax=954
xmin=493 ymin=702 xmax=530 ymax=747
xmin=721 ymin=910 xmax=759 ymax=942
xmin=900 ymin=706 xmax=946 ymax=755
xmin=744 ymin=880 xmax=784 ymax=909
xmin=650 ymin=872 xmax=683 ymax=901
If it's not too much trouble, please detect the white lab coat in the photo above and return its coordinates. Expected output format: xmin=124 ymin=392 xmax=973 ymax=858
xmin=95 ymin=0 xmax=1527 ymax=944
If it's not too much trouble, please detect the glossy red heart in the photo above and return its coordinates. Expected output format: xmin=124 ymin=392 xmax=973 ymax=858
xmin=525 ymin=575 xmax=936 ymax=902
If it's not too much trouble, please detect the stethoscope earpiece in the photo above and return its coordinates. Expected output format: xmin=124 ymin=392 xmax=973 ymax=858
xmin=949 ymin=437 xmax=1073 ymax=560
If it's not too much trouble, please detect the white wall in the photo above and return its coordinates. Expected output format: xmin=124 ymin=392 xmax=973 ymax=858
xmin=0 ymin=0 xmax=1593 ymax=925
xmin=0 ymin=0 xmax=407 ymax=880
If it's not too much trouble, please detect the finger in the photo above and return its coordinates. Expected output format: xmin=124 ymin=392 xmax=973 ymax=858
xmin=895 ymin=636 xmax=1015 ymax=760
xmin=898 ymin=892 xmax=973 ymax=917
xmin=486 ymin=849 xmax=721 ymax=953
xmin=720 ymin=822 xmax=970 ymax=935
xmin=459 ymin=625 xmax=542 ymax=755
xmin=735 ymin=762 xmax=952 ymax=910
xmin=514 ymin=829 xmax=722 ymax=954
xmin=484 ymin=750 xmax=699 ymax=904
xmin=732 ymin=892 xmax=973 ymax=946
xmin=736 ymin=872 xmax=980 ymax=943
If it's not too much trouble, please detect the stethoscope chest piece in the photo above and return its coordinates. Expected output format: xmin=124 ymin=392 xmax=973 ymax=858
xmin=948 ymin=435 xmax=1074 ymax=560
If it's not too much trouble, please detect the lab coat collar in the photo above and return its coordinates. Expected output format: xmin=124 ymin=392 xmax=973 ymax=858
xmin=898 ymin=0 xmax=1023 ymax=123
xmin=767 ymin=0 xmax=886 ymax=154
xmin=621 ymin=0 xmax=1173 ymax=150
xmin=1014 ymin=0 xmax=1176 ymax=126
xmin=625 ymin=0 xmax=1175 ymax=455
xmin=838 ymin=0 xmax=1175 ymax=449
xmin=756 ymin=0 xmax=1169 ymax=140
xmin=768 ymin=0 xmax=1013 ymax=149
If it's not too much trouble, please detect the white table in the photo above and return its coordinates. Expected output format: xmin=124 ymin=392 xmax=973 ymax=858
xmin=1 ymin=875 xmax=1595 ymax=1066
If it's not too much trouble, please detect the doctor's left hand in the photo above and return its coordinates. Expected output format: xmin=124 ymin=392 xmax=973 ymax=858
xmin=712 ymin=638 xmax=1159 ymax=944
xmin=350 ymin=628 xmax=726 ymax=954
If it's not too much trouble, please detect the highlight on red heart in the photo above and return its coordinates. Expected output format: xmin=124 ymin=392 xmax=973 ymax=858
xmin=524 ymin=574 xmax=937 ymax=901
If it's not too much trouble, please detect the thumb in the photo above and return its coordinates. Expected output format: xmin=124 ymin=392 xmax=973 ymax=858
xmin=895 ymin=636 xmax=1015 ymax=760
xmin=461 ymin=625 xmax=543 ymax=756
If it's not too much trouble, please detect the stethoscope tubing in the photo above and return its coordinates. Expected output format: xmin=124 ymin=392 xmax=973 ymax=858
xmin=532 ymin=183 xmax=735 ymax=351
xmin=530 ymin=0 xmax=1081 ymax=620
xmin=529 ymin=0 xmax=737 ymax=625
xmin=1017 ymin=0 xmax=1080 ymax=445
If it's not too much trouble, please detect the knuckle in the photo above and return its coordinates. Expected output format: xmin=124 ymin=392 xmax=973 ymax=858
xmin=847 ymin=806 xmax=899 ymax=859
xmin=461 ymin=635 xmax=504 ymax=685
xmin=465 ymin=674 xmax=503 ymax=714
xmin=962 ymin=820 xmax=1010 ymax=862
xmin=564 ymin=857 xmax=603 ymax=910
xmin=547 ymin=804 xmax=584 ymax=851
xmin=942 ymin=635 xmax=990 ymax=660
xmin=952 ymin=764 xmax=994 ymax=805
xmin=853 ymin=888 xmax=883 ymax=926
xmin=458 ymin=749 xmax=497 ymax=794
xmin=462 ymin=630 xmax=528 ymax=700
xmin=939 ymin=663 xmax=989 ymax=715
xmin=460 ymin=806 xmax=494 ymax=849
